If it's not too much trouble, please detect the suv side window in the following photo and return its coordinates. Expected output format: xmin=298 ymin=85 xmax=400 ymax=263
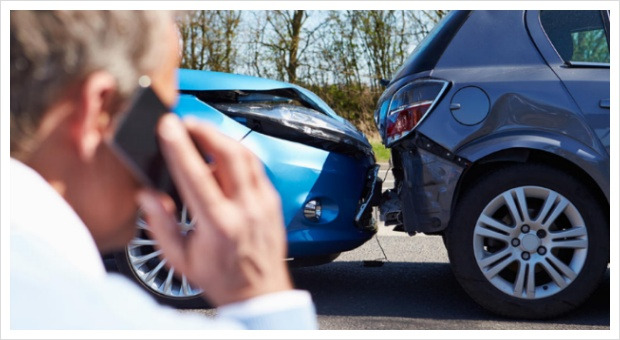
xmin=540 ymin=10 xmax=609 ymax=64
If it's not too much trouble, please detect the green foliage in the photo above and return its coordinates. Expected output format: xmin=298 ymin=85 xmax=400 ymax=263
xmin=371 ymin=140 xmax=391 ymax=163
xmin=571 ymin=29 xmax=610 ymax=63
xmin=304 ymin=83 xmax=381 ymax=138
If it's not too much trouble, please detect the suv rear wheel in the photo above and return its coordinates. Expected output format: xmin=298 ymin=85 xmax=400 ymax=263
xmin=445 ymin=163 xmax=608 ymax=318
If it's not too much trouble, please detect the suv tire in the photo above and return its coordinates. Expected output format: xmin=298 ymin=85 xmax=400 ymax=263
xmin=445 ymin=163 xmax=608 ymax=319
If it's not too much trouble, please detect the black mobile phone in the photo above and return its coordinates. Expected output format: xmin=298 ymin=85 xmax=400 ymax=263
xmin=110 ymin=85 xmax=179 ymax=202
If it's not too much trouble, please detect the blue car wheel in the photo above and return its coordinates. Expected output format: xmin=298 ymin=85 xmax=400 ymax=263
xmin=114 ymin=206 xmax=208 ymax=308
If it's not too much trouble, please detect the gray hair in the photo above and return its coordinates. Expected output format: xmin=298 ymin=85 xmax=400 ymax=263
xmin=10 ymin=10 xmax=174 ymax=158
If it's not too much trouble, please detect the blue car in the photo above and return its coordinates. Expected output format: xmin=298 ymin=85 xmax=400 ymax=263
xmin=113 ymin=69 xmax=381 ymax=308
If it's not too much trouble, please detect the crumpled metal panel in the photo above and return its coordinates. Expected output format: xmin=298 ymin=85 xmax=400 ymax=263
xmin=178 ymin=68 xmax=343 ymax=124
xmin=398 ymin=147 xmax=464 ymax=233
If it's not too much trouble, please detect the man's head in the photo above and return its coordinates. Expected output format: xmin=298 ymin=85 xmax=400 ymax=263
xmin=11 ymin=11 xmax=181 ymax=252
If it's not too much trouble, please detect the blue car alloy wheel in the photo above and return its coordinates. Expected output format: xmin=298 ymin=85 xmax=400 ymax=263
xmin=114 ymin=69 xmax=380 ymax=308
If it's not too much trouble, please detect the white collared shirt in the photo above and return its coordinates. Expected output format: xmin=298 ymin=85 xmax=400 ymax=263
xmin=10 ymin=159 xmax=317 ymax=330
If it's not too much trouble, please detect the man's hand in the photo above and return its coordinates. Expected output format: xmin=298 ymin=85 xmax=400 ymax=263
xmin=137 ymin=114 xmax=292 ymax=306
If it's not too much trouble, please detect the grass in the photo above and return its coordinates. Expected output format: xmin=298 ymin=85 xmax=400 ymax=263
xmin=371 ymin=140 xmax=390 ymax=163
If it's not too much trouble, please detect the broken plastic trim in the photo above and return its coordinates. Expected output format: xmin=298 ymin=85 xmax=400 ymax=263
xmin=354 ymin=164 xmax=382 ymax=231
xmin=182 ymin=89 xmax=374 ymax=159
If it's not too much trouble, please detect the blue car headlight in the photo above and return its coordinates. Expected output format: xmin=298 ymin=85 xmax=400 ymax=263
xmin=213 ymin=102 xmax=373 ymax=159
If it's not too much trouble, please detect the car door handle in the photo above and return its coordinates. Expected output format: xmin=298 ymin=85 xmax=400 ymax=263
xmin=599 ymin=99 xmax=610 ymax=109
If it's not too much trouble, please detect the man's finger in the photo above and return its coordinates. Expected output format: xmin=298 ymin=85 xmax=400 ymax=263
xmin=157 ymin=114 xmax=223 ymax=217
xmin=137 ymin=190 xmax=187 ymax=273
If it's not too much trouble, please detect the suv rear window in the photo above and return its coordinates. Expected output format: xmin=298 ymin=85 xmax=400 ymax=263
xmin=540 ymin=10 xmax=609 ymax=64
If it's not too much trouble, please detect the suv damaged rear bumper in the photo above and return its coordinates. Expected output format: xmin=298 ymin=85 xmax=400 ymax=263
xmin=385 ymin=134 xmax=470 ymax=234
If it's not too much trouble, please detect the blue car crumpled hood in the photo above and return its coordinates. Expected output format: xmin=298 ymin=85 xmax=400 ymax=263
xmin=179 ymin=69 xmax=337 ymax=118
xmin=176 ymin=69 xmax=373 ymax=159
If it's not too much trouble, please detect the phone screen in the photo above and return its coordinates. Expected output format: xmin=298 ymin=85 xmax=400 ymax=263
xmin=110 ymin=86 xmax=177 ymax=197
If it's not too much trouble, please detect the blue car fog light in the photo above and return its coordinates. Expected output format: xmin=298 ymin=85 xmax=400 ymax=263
xmin=303 ymin=199 xmax=322 ymax=222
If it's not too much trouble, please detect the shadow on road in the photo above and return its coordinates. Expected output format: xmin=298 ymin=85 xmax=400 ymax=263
xmin=290 ymin=260 xmax=610 ymax=328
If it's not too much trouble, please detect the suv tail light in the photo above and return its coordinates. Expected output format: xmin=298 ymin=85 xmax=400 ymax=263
xmin=385 ymin=79 xmax=449 ymax=146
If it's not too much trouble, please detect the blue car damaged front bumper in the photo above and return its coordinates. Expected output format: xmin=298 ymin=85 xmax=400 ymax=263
xmin=175 ymin=69 xmax=380 ymax=259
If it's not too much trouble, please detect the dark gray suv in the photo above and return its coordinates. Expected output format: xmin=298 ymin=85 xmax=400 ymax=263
xmin=375 ymin=10 xmax=609 ymax=318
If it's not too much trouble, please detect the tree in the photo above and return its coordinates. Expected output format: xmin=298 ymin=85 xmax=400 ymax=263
xmin=314 ymin=11 xmax=363 ymax=87
xmin=178 ymin=10 xmax=241 ymax=72
xmin=242 ymin=11 xmax=271 ymax=78
xmin=405 ymin=10 xmax=448 ymax=44
xmin=260 ymin=10 xmax=327 ymax=83
xmin=354 ymin=11 xmax=410 ymax=90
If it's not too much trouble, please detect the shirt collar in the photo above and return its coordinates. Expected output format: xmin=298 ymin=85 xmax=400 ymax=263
xmin=11 ymin=158 xmax=106 ymax=278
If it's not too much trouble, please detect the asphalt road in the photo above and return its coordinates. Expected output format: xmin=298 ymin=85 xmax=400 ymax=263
xmin=186 ymin=164 xmax=611 ymax=330
xmin=186 ymin=227 xmax=610 ymax=330
xmin=289 ymin=228 xmax=611 ymax=330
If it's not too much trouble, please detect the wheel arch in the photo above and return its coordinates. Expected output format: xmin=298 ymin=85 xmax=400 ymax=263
xmin=452 ymin=134 xmax=609 ymax=229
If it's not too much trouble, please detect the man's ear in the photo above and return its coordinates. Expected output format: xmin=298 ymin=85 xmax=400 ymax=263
xmin=71 ymin=71 xmax=117 ymax=161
